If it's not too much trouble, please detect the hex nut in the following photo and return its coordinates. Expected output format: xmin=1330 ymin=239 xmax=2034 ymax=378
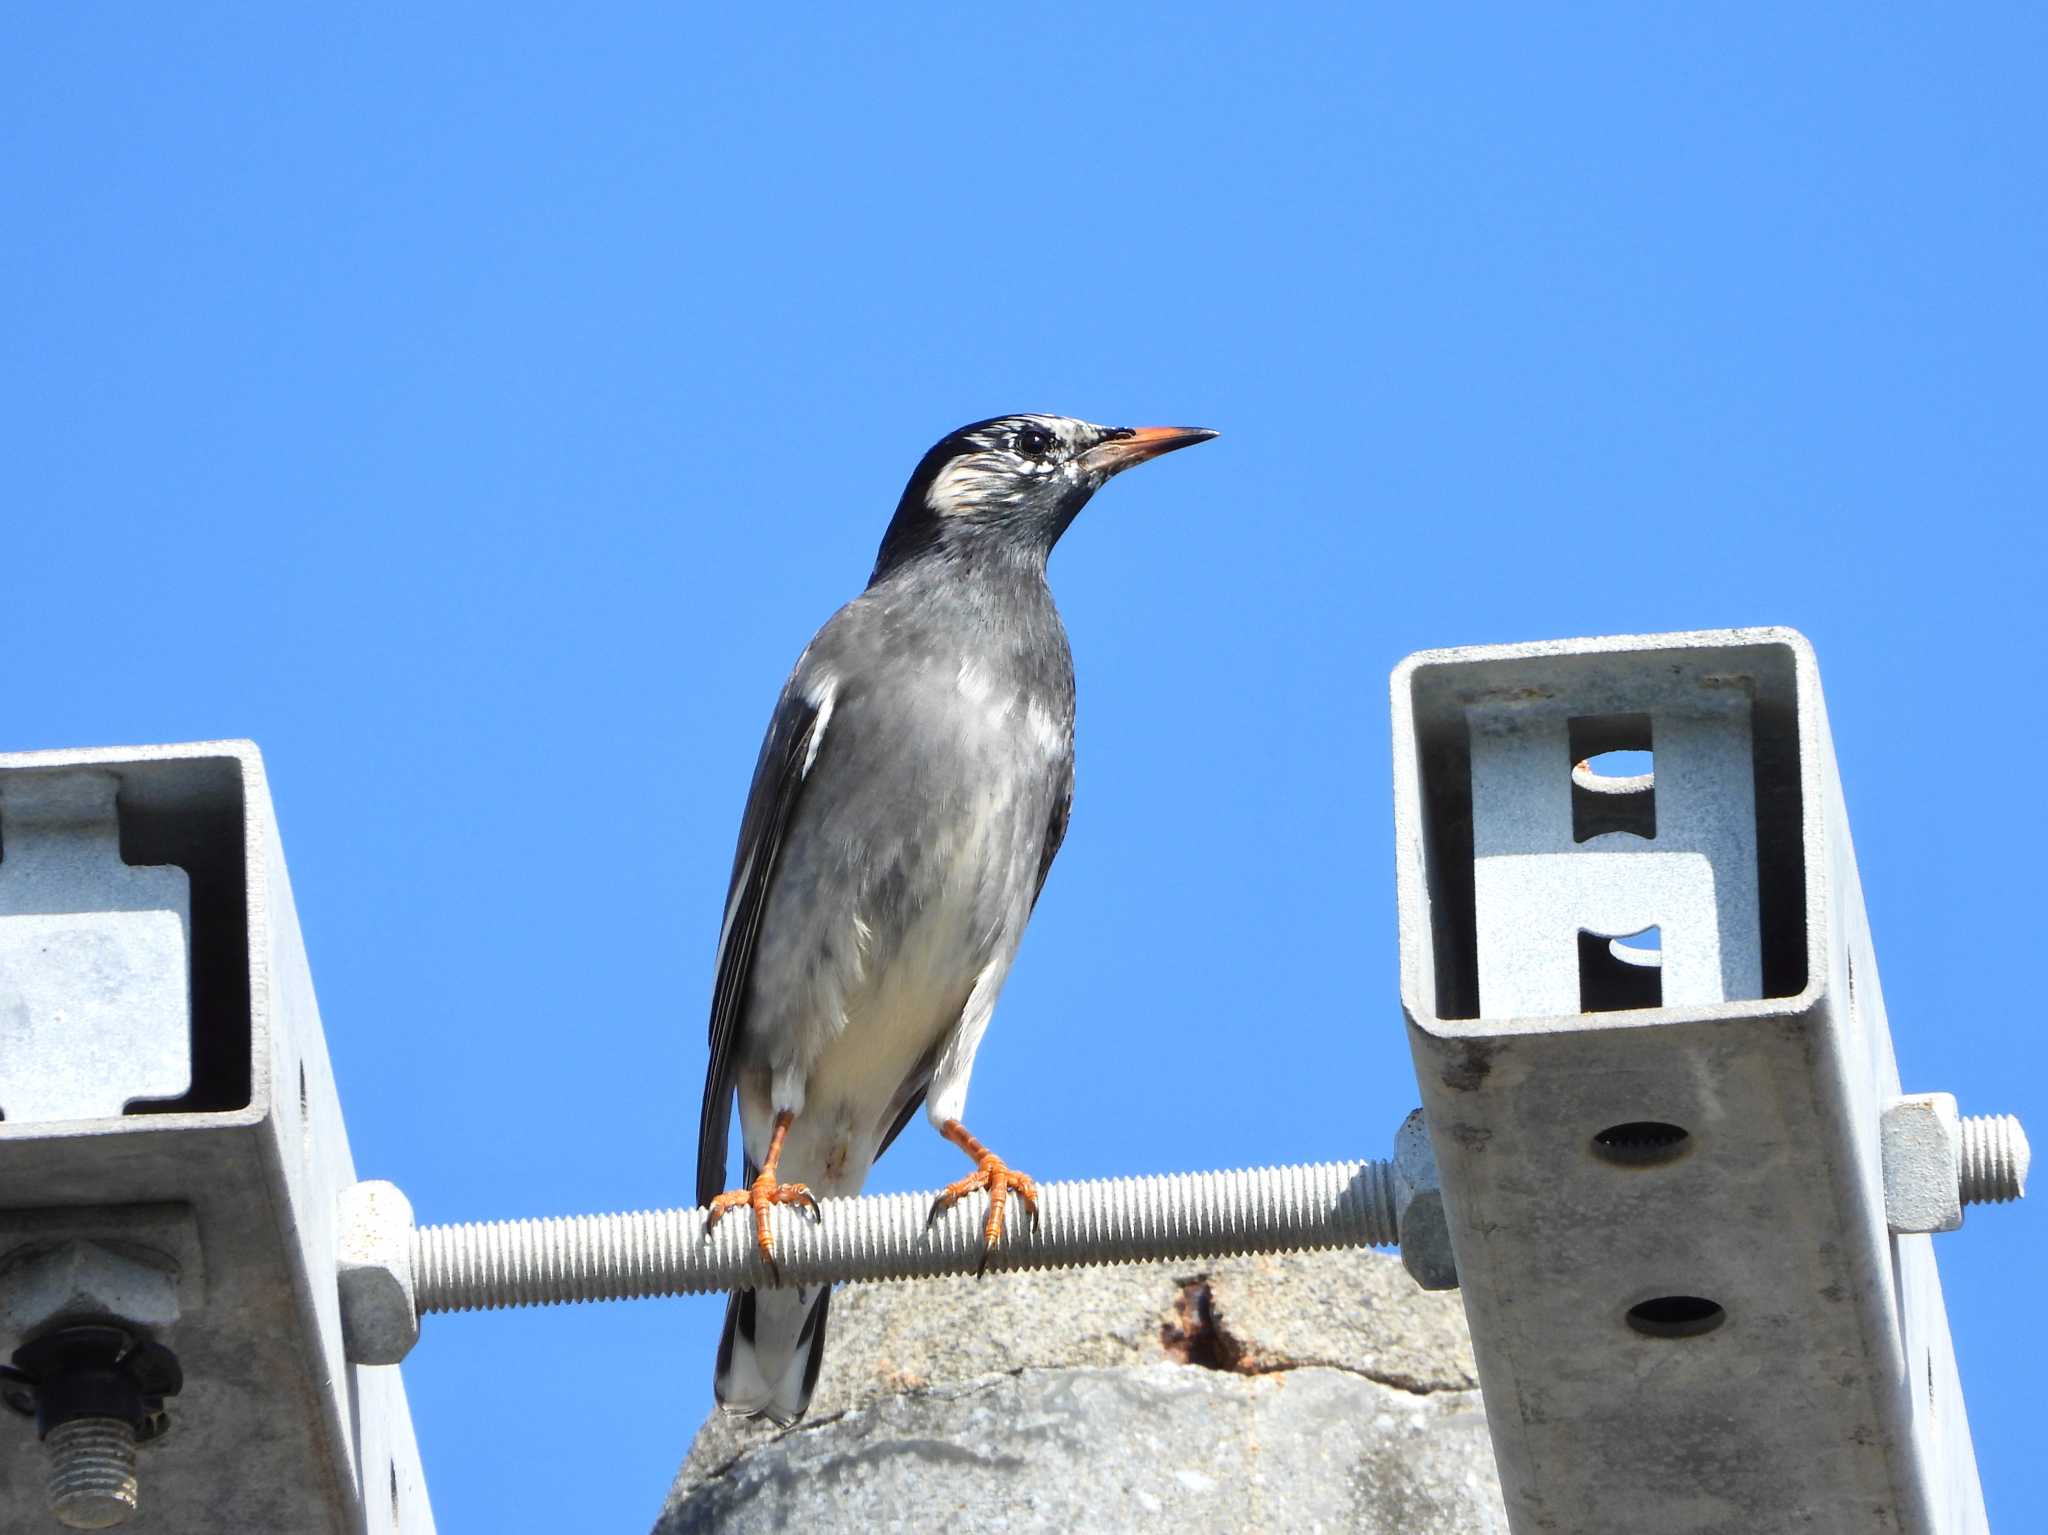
xmin=0 ymin=1242 xmax=180 ymax=1342
xmin=1882 ymin=1093 xmax=1963 ymax=1234
xmin=1392 ymin=1109 xmax=1459 ymax=1291
xmin=336 ymin=1181 xmax=418 ymax=1366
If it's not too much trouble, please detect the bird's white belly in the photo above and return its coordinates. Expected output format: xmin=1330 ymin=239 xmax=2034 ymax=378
xmin=748 ymin=803 xmax=1020 ymax=1191
xmin=813 ymin=921 xmax=978 ymax=1172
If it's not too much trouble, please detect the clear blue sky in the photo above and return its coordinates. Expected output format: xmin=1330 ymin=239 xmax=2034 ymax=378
xmin=6 ymin=7 xmax=2043 ymax=1530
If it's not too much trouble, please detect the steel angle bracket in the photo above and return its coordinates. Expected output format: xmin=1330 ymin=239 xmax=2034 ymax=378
xmin=0 ymin=742 xmax=431 ymax=1533
xmin=1391 ymin=629 xmax=1987 ymax=1535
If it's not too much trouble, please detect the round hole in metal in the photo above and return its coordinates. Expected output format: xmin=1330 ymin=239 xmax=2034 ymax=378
xmin=1591 ymin=1121 xmax=1691 ymax=1167
xmin=1626 ymin=1295 xmax=1725 ymax=1338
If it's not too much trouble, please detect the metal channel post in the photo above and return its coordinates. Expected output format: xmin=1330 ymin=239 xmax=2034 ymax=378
xmin=1391 ymin=628 xmax=2015 ymax=1535
xmin=0 ymin=743 xmax=432 ymax=1533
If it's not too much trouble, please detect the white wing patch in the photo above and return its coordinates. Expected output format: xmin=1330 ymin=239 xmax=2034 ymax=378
xmin=802 ymin=674 xmax=838 ymax=775
xmin=715 ymin=849 xmax=756 ymax=958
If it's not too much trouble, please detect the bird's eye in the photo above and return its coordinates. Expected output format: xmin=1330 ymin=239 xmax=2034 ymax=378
xmin=1015 ymin=424 xmax=1055 ymax=460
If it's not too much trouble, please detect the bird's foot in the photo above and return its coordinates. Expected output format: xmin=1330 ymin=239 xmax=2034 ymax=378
xmin=927 ymin=1122 xmax=1040 ymax=1276
xmin=703 ymin=1173 xmax=821 ymax=1280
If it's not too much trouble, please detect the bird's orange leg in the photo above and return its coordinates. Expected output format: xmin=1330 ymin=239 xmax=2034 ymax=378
xmin=703 ymin=1109 xmax=820 ymax=1278
xmin=927 ymin=1119 xmax=1040 ymax=1275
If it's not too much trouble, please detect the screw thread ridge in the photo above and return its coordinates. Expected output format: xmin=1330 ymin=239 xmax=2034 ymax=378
xmin=410 ymin=1158 xmax=1397 ymax=1315
xmin=1958 ymin=1114 xmax=2030 ymax=1205
xmin=46 ymin=1417 xmax=138 ymax=1530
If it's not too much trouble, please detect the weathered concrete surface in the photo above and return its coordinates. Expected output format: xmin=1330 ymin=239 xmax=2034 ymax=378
xmin=658 ymin=1249 xmax=1505 ymax=1534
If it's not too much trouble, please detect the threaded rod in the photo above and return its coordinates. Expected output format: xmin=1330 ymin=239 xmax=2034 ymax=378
xmin=1959 ymin=1114 xmax=2030 ymax=1206
xmin=411 ymin=1158 xmax=1397 ymax=1314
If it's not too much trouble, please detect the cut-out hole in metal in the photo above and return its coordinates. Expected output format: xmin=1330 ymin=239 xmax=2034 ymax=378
xmin=1569 ymin=714 xmax=1656 ymax=841
xmin=1625 ymin=1295 xmax=1725 ymax=1338
xmin=1591 ymin=1120 xmax=1691 ymax=1167
xmin=1607 ymin=926 xmax=1661 ymax=965
xmin=1578 ymin=749 xmax=1654 ymax=781
xmin=1579 ymin=926 xmax=1663 ymax=1012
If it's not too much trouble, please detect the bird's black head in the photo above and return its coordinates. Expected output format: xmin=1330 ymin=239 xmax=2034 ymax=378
xmin=871 ymin=414 xmax=1217 ymax=581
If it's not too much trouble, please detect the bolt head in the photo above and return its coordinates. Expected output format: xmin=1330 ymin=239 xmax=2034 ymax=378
xmin=336 ymin=1181 xmax=419 ymax=1365
xmin=1393 ymin=1109 xmax=1460 ymax=1291
xmin=1882 ymin=1093 xmax=1964 ymax=1234
xmin=0 ymin=1242 xmax=181 ymax=1343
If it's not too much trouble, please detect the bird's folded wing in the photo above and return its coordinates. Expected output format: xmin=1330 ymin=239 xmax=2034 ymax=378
xmin=1032 ymin=759 xmax=1074 ymax=911
xmin=697 ymin=681 xmax=828 ymax=1206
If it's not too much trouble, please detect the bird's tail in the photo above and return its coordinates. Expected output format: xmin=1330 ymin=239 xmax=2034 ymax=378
xmin=713 ymin=1284 xmax=832 ymax=1425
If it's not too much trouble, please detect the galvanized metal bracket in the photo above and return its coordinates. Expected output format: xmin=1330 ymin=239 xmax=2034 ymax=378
xmin=1391 ymin=627 xmax=2002 ymax=1535
xmin=0 ymin=743 xmax=432 ymax=1533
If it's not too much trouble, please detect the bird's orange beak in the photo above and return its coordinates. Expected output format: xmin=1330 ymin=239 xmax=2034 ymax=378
xmin=1082 ymin=425 xmax=1219 ymax=477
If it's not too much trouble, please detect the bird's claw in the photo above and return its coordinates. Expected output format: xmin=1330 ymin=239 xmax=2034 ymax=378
xmin=925 ymin=1153 xmax=1040 ymax=1277
xmin=702 ymin=1173 xmax=821 ymax=1281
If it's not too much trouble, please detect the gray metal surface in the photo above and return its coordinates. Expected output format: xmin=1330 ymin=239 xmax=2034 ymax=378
xmin=0 ymin=743 xmax=431 ymax=1534
xmin=1392 ymin=628 xmax=1994 ymax=1535
xmin=1470 ymin=687 xmax=1760 ymax=1016
xmin=0 ymin=772 xmax=191 ymax=1123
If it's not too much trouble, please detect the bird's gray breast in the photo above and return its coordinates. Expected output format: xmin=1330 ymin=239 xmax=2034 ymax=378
xmin=739 ymin=591 xmax=1074 ymax=1116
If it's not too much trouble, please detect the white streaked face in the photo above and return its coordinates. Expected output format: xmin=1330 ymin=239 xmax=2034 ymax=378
xmin=922 ymin=415 xmax=1103 ymax=518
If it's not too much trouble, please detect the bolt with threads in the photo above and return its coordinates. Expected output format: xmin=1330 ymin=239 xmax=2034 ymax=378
xmin=46 ymin=1417 xmax=139 ymax=1530
xmin=0 ymin=1325 xmax=181 ymax=1532
xmin=1958 ymin=1113 xmax=2029 ymax=1206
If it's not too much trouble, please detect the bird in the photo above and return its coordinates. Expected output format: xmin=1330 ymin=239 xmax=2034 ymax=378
xmin=696 ymin=412 xmax=1217 ymax=1424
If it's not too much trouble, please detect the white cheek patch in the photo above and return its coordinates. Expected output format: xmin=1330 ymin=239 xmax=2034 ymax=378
xmin=926 ymin=458 xmax=1001 ymax=517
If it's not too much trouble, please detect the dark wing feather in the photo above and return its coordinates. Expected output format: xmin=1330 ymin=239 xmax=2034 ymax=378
xmin=697 ymin=686 xmax=825 ymax=1207
xmin=874 ymin=1039 xmax=940 ymax=1161
xmin=875 ymin=1089 xmax=927 ymax=1161
xmin=1031 ymin=759 xmax=1074 ymax=910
